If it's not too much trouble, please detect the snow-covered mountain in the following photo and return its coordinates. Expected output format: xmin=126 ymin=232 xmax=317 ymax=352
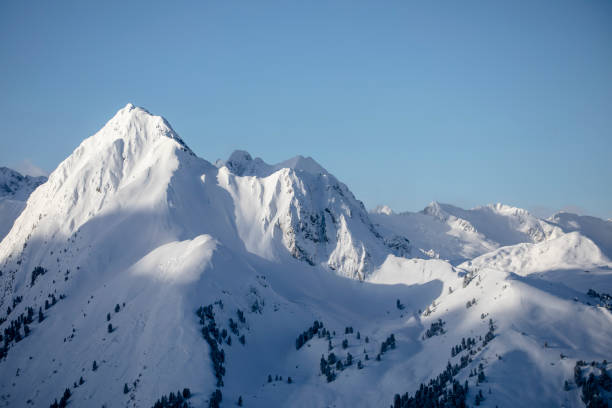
xmin=216 ymin=150 xmax=409 ymax=279
xmin=1 ymin=104 xmax=611 ymax=408
xmin=371 ymin=201 xmax=564 ymax=264
xmin=547 ymin=212 xmax=612 ymax=260
xmin=0 ymin=168 xmax=47 ymax=241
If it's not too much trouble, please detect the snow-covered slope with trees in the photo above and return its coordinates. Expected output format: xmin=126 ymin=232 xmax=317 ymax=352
xmin=0 ymin=105 xmax=610 ymax=408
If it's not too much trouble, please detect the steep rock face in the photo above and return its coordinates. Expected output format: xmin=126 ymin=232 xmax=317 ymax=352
xmin=217 ymin=152 xmax=409 ymax=279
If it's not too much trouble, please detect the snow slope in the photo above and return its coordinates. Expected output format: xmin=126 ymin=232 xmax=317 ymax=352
xmin=548 ymin=212 xmax=612 ymax=260
xmin=0 ymin=104 xmax=610 ymax=408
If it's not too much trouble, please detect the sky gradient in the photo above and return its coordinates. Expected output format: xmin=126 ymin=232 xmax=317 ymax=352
xmin=1 ymin=1 xmax=611 ymax=218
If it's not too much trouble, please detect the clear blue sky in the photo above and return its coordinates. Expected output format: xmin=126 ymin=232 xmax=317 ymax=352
xmin=1 ymin=1 xmax=611 ymax=218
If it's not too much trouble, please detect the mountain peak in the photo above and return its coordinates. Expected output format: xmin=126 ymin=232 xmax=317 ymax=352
xmin=98 ymin=104 xmax=190 ymax=152
xmin=0 ymin=167 xmax=47 ymax=200
xmin=372 ymin=204 xmax=394 ymax=215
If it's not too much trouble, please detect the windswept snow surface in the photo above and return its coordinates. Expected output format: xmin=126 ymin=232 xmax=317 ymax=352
xmin=0 ymin=104 xmax=611 ymax=408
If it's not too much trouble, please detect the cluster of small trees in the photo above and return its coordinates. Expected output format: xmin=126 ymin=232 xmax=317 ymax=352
xmin=0 ymin=291 xmax=62 ymax=361
xmin=267 ymin=374 xmax=292 ymax=383
xmin=465 ymin=298 xmax=476 ymax=309
xmin=574 ymin=360 xmax=612 ymax=407
xmin=392 ymin=312 xmax=499 ymax=408
xmin=462 ymin=270 xmax=476 ymax=288
xmin=209 ymin=389 xmax=222 ymax=408
xmin=468 ymin=363 xmax=486 ymax=384
xmin=49 ymin=388 xmax=71 ymax=408
xmin=482 ymin=319 xmax=495 ymax=346
xmin=391 ymin=371 xmax=469 ymax=408
xmin=295 ymin=320 xmax=325 ymax=350
xmin=10 ymin=295 xmax=23 ymax=311
xmin=196 ymin=303 xmax=237 ymax=408
xmin=196 ymin=305 xmax=226 ymax=387
xmin=30 ymin=266 xmax=47 ymax=286
xmin=424 ymin=319 xmax=446 ymax=339
xmin=473 ymin=389 xmax=485 ymax=405
xmin=104 ymin=304 xmax=123 ymax=333
xmin=45 ymin=293 xmax=63 ymax=310
xmin=152 ymin=388 xmax=192 ymax=408
xmin=380 ymin=334 xmax=396 ymax=355
xmin=587 ymin=289 xmax=612 ymax=311
xmin=321 ymin=343 xmax=369 ymax=381
xmin=319 ymin=351 xmax=358 ymax=382
xmin=450 ymin=337 xmax=476 ymax=357
xmin=227 ymin=311 xmax=246 ymax=345
xmin=0 ymin=305 xmax=39 ymax=359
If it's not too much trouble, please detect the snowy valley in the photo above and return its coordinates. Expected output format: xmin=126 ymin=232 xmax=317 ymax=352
xmin=0 ymin=105 xmax=611 ymax=408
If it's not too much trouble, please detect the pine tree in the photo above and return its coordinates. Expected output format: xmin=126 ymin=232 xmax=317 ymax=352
xmin=123 ymin=383 xmax=129 ymax=394
xmin=106 ymin=313 xmax=111 ymax=321
xmin=107 ymin=323 xmax=113 ymax=333
xmin=115 ymin=304 xmax=120 ymax=313
xmin=92 ymin=360 xmax=98 ymax=371
xmin=287 ymin=376 xmax=292 ymax=384
xmin=38 ymin=307 xmax=44 ymax=323
xmin=79 ymin=376 xmax=84 ymax=385
xmin=238 ymin=396 xmax=243 ymax=406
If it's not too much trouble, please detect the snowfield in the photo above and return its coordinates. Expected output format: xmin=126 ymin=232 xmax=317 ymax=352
xmin=0 ymin=104 xmax=610 ymax=408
